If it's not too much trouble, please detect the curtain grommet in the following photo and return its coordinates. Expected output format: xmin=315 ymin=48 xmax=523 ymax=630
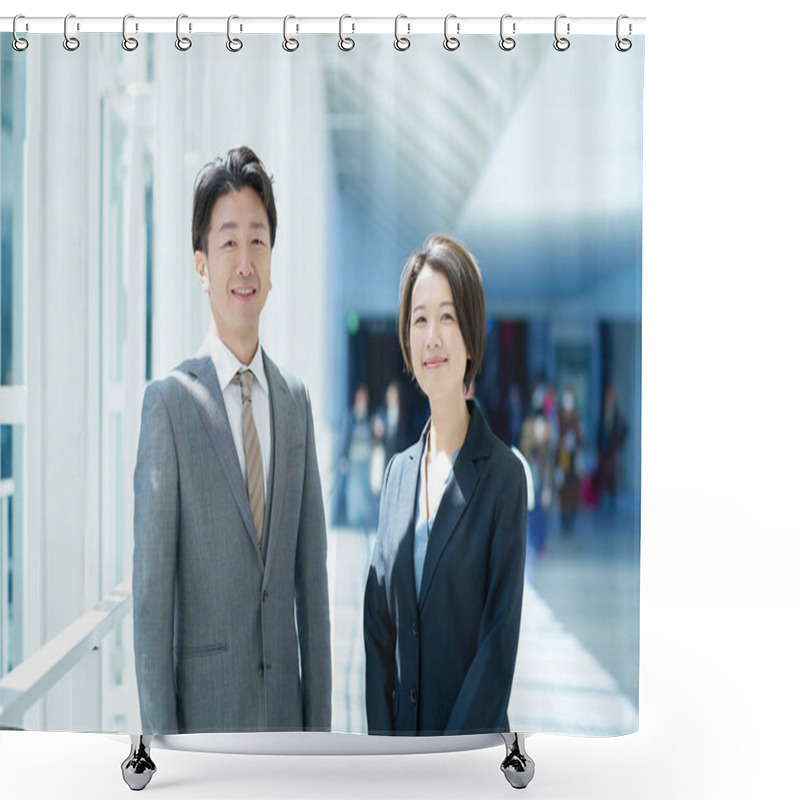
xmin=500 ymin=14 xmax=516 ymax=51
xmin=282 ymin=15 xmax=299 ymax=52
xmin=12 ymin=15 xmax=29 ymax=51
xmin=615 ymin=15 xmax=632 ymax=51
xmin=226 ymin=15 xmax=243 ymax=53
xmin=176 ymin=14 xmax=192 ymax=51
xmin=553 ymin=14 xmax=570 ymax=51
xmin=122 ymin=14 xmax=139 ymax=52
xmin=63 ymin=13 xmax=80 ymax=51
xmin=338 ymin=14 xmax=355 ymax=51
xmin=444 ymin=14 xmax=460 ymax=51
xmin=394 ymin=15 xmax=411 ymax=51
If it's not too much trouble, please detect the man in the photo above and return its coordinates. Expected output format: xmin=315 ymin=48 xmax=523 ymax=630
xmin=133 ymin=146 xmax=331 ymax=734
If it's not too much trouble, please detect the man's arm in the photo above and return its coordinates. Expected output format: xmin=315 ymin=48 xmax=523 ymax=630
xmin=133 ymin=382 xmax=180 ymax=734
xmin=294 ymin=386 xmax=332 ymax=731
xmin=363 ymin=455 xmax=398 ymax=734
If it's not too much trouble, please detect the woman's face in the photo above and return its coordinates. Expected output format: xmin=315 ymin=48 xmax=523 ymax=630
xmin=408 ymin=265 xmax=469 ymax=402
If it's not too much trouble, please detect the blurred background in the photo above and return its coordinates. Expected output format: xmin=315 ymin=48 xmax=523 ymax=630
xmin=0 ymin=32 xmax=642 ymax=735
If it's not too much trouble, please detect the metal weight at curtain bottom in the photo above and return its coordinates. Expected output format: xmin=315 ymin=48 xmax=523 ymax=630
xmin=116 ymin=734 xmax=534 ymax=789
xmin=121 ymin=735 xmax=156 ymax=791
xmin=500 ymin=733 xmax=535 ymax=789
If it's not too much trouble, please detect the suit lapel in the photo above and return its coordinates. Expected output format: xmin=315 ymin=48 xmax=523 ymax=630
xmin=262 ymin=353 xmax=291 ymax=586
xmin=188 ymin=356 xmax=260 ymax=554
xmin=395 ymin=434 xmax=425 ymax=614
xmin=418 ymin=402 xmax=492 ymax=612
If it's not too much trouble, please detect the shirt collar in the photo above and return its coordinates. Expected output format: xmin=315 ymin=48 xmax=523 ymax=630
xmin=206 ymin=327 xmax=269 ymax=396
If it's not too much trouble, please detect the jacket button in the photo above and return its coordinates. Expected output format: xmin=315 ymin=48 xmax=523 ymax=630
xmin=412 ymin=621 xmax=419 ymax=636
xmin=262 ymin=590 xmax=268 ymax=602
xmin=410 ymin=688 xmax=418 ymax=704
xmin=258 ymin=663 xmax=265 ymax=676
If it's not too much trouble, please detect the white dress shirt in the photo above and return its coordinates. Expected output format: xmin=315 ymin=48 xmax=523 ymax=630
xmin=413 ymin=434 xmax=459 ymax=601
xmin=206 ymin=329 xmax=271 ymax=501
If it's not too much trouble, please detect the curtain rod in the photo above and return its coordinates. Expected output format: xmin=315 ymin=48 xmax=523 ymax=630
xmin=1 ymin=16 xmax=646 ymax=37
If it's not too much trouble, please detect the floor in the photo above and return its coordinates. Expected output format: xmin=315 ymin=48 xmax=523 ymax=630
xmin=328 ymin=496 xmax=640 ymax=736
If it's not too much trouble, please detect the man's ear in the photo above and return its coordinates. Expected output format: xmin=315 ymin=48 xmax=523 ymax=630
xmin=194 ymin=250 xmax=210 ymax=294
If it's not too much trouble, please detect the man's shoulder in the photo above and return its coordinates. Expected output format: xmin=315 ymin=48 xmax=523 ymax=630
xmin=261 ymin=352 xmax=308 ymax=401
xmin=145 ymin=356 xmax=210 ymax=402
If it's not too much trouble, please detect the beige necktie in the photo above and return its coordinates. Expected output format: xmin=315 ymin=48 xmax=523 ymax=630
xmin=233 ymin=370 xmax=265 ymax=545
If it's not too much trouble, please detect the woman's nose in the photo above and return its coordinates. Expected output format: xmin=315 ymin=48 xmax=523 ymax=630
xmin=426 ymin=321 xmax=442 ymax=347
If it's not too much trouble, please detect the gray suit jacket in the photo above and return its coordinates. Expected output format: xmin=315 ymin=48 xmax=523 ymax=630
xmin=133 ymin=349 xmax=331 ymax=734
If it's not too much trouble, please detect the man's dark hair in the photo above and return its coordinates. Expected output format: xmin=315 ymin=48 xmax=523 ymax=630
xmin=192 ymin=146 xmax=277 ymax=253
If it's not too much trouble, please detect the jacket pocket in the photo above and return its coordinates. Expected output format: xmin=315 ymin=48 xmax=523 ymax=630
xmin=177 ymin=643 xmax=228 ymax=658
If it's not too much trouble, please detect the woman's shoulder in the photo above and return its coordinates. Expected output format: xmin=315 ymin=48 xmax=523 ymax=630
xmin=384 ymin=438 xmax=421 ymax=484
xmin=468 ymin=404 xmax=523 ymax=477
xmin=487 ymin=432 xmax=525 ymax=481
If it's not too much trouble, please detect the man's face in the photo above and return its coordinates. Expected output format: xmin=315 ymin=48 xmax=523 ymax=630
xmin=194 ymin=186 xmax=272 ymax=348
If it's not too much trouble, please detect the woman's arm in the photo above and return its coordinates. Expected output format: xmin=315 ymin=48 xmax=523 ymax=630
xmin=444 ymin=455 xmax=527 ymax=734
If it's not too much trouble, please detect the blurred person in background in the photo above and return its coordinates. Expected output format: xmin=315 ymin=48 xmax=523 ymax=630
xmin=594 ymin=385 xmax=628 ymax=511
xmin=373 ymin=380 xmax=410 ymax=463
xmin=520 ymin=403 xmax=553 ymax=559
xmin=364 ymin=235 xmax=526 ymax=735
xmin=554 ymin=386 xmax=583 ymax=536
xmin=505 ymin=383 xmax=525 ymax=448
xmin=339 ymin=384 xmax=374 ymax=531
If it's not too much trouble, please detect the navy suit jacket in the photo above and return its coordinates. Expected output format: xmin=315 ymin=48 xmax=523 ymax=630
xmin=364 ymin=401 xmax=527 ymax=735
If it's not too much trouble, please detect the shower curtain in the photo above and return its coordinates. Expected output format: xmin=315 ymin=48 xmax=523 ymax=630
xmin=0 ymin=21 xmax=643 ymax=740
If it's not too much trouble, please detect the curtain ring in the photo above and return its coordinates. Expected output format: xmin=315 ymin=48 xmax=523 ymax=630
xmin=553 ymin=14 xmax=570 ymax=51
xmin=338 ymin=14 xmax=355 ymax=51
xmin=122 ymin=14 xmax=139 ymax=51
xmin=226 ymin=15 xmax=243 ymax=52
xmin=12 ymin=15 xmax=29 ymax=52
xmin=394 ymin=14 xmax=410 ymax=51
xmin=282 ymin=15 xmax=299 ymax=52
xmin=615 ymin=15 xmax=632 ymax=51
xmin=443 ymin=14 xmax=460 ymax=51
xmin=63 ymin=13 xmax=80 ymax=51
xmin=499 ymin=14 xmax=516 ymax=51
xmin=176 ymin=14 xmax=192 ymax=51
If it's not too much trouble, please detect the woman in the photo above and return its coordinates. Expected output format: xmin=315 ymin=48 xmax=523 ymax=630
xmin=363 ymin=235 xmax=527 ymax=736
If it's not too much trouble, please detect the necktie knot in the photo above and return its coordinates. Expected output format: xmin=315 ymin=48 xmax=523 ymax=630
xmin=234 ymin=369 xmax=254 ymax=403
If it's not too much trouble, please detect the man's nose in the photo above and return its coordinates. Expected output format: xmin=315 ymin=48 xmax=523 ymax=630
xmin=235 ymin=249 xmax=254 ymax=274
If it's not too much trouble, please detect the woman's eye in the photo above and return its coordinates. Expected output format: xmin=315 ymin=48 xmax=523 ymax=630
xmin=414 ymin=316 xmax=426 ymax=326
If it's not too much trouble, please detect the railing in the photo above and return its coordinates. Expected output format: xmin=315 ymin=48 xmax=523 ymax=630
xmin=1 ymin=478 xmax=14 ymax=683
xmin=0 ymin=464 xmax=343 ymax=730
xmin=0 ymin=578 xmax=132 ymax=727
